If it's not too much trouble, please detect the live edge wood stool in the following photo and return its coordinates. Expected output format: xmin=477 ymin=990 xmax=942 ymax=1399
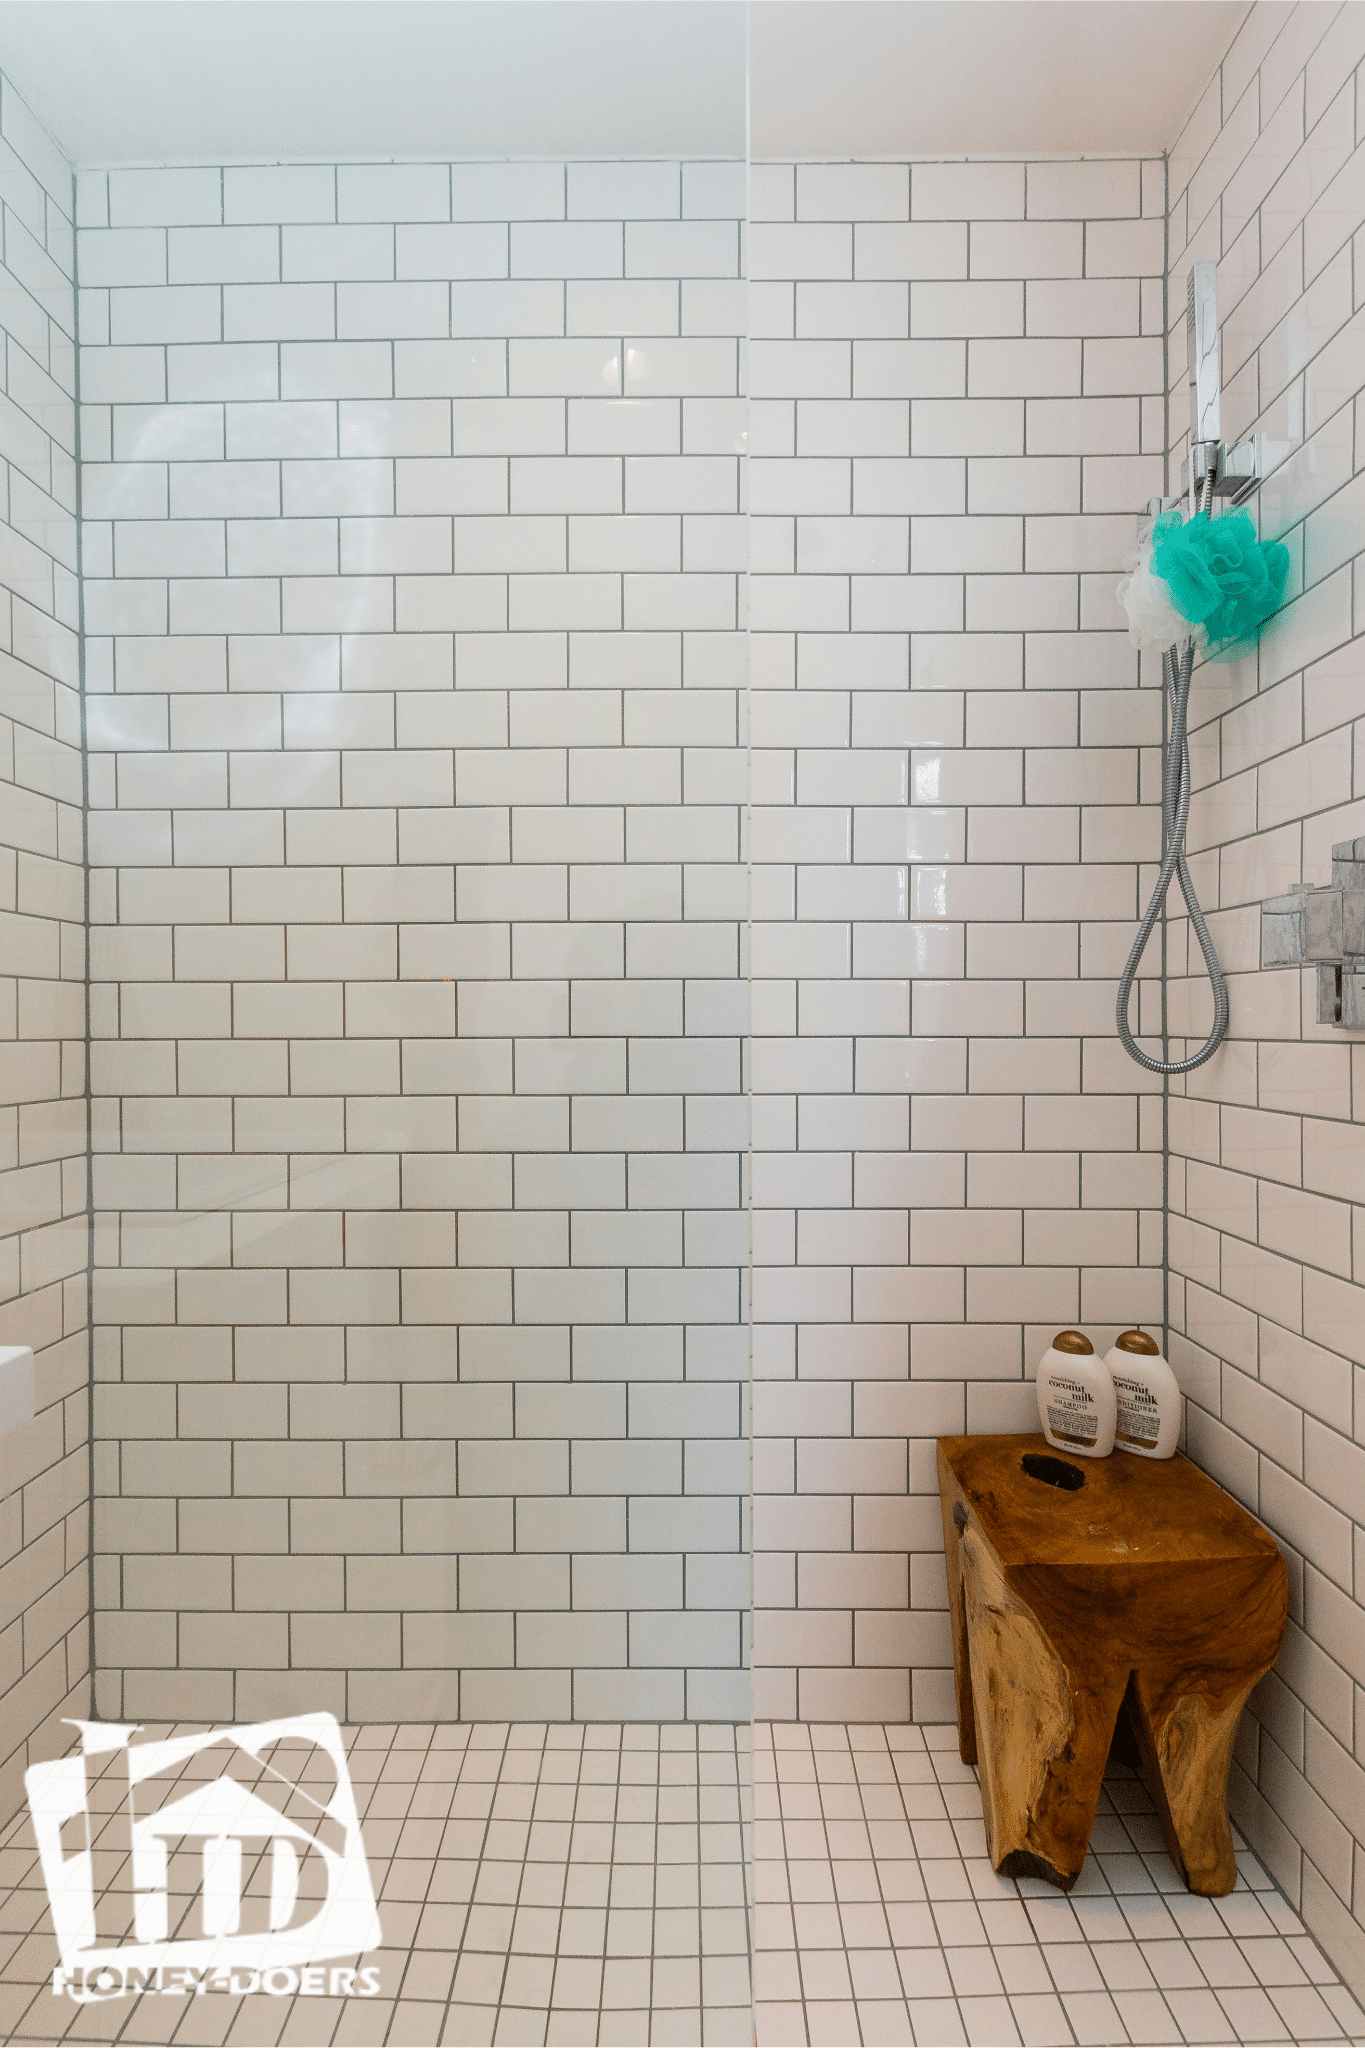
xmin=937 ymin=1432 xmax=1287 ymax=1897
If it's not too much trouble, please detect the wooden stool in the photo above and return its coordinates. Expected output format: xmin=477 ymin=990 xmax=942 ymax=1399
xmin=937 ymin=1432 xmax=1287 ymax=1896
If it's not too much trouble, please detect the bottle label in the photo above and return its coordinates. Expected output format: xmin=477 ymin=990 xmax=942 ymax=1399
xmin=1045 ymin=1377 xmax=1097 ymax=1448
xmin=1112 ymin=1372 xmax=1160 ymax=1450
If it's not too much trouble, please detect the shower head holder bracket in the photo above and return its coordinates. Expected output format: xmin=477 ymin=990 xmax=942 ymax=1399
xmin=1261 ymin=840 xmax=1365 ymax=1028
xmin=1178 ymin=431 xmax=1265 ymax=506
xmin=1148 ymin=435 xmax=1266 ymax=522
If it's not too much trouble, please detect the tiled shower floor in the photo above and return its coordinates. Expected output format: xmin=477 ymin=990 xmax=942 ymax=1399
xmin=0 ymin=1720 xmax=752 ymax=2048
xmin=755 ymin=1723 xmax=1364 ymax=2048
xmin=1 ymin=1719 xmax=1361 ymax=2048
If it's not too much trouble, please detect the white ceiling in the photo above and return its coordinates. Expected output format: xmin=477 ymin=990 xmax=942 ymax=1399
xmin=0 ymin=1 xmax=747 ymax=164
xmin=0 ymin=0 xmax=1247 ymax=169
xmin=750 ymin=1 xmax=1251 ymax=159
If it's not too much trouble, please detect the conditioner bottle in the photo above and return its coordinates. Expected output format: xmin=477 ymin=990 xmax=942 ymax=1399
xmin=1104 ymin=1329 xmax=1181 ymax=1459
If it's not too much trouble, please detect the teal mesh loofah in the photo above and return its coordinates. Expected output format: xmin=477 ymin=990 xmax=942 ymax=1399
xmin=1150 ymin=507 xmax=1289 ymax=659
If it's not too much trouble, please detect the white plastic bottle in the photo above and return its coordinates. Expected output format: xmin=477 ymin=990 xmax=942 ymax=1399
xmin=1035 ymin=1330 xmax=1117 ymax=1459
xmin=1104 ymin=1329 xmax=1181 ymax=1459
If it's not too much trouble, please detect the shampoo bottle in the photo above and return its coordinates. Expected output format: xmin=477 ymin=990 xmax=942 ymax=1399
xmin=1036 ymin=1330 xmax=1116 ymax=1458
xmin=1104 ymin=1329 xmax=1181 ymax=1458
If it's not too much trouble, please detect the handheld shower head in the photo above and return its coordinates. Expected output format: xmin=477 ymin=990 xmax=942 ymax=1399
xmin=1187 ymin=261 xmax=1221 ymax=492
xmin=1116 ymin=261 xmax=1279 ymax=1076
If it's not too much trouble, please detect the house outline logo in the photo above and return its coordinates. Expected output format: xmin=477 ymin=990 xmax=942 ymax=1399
xmin=25 ymin=1712 xmax=382 ymax=2001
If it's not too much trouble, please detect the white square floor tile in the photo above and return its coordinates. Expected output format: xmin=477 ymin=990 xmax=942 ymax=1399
xmin=2 ymin=1722 xmax=754 ymax=2048
xmin=753 ymin=1722 xmax=1365 ymax=2048
xmin=5 ymin=1720 xmax=1364 ymax=2047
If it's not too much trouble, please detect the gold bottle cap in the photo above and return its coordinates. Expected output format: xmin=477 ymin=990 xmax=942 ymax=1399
xmin=1114 ymin=1329 xmax=1159 ymax=1355
xmin=1051 ymin=1329 xmax=1093 ymax=1355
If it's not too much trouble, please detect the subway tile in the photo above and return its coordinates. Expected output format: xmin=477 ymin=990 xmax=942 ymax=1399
xmin=969 ymin=338 xmax=1081 ymax=398
xmin=110 ymin=283 xmax=220 ymax=345
xmin=336 ymin=162 xmax=450 ymax=223
xmin=683 ymin=160 xmax=744 ymax=222
xmin=449 ymin=161 xmax=566 ymax=221
xmin=1086 ymin=216 xmax=1166 ymax=281
xmin=394 ymin=338 xmax=506 ymax=396
xmin=223 ymin=281 xmax=335 ymax=341
xmin=170 ymin=459 xmax=279 ymax=517
xmin=914 ymin=161 xmax=1025 ymax=220
xmin=797 ymin=163 xmax=909 ymax=222
xmin=109 ymin=167 xmax=222 ymax=227
xmin=395 ymin=222 xmax=506 ymax=280
xmin=798 ymin=282 xmax=908 ymax=341
xmin=1027 ymin=277 xmax=1140 ymax=337
xmin=224 ymin=165 xmax=336 ymax=223
xmin=626 ymin=220 xmax=739 ymax=279
xmin=512 ymin=220 xmax=623 ymax=279
xmin=337 ymin=280 xmax=449 ymax=340
xmin=284 ymin=223 xmax=396 ymax=281
xmin=453 ymin=396 xmax=566 ymax=454
xmin=567 ymin=277 xmax=681 ymax=336
xmin=512 ymin=455 xmax=621 ymax=514
xmin=281 ymin=455 xmax=393 ymax=517
xmin=913 ymin=280 xmax=1023 ymax=339
xmin=451 ymin=279 xmax=565 ymax=337
xmin=339 ymin=397 xmax=452 ymax=456
xmin=798 ymin=398 xmax=910 ymax=457
xmin=568 ymin=160 xmax=680 ymax=220
xmin=279 ymin=339 xmax=393 ymax=398
xmin=749 ymin=221 xmax=852 ymax=282
xmin=511 ymin=337 xmax=623 ymax=397
xmin=1026 ymin=396 xmax=1139 ymax=454
xmin=912 ymin=399 xmax=1022 ymax=457
xmin=169 ymin=224 xmax=281 ymax=284
xmin=854 ymin=340 xmax=964 ymax=400
xmin=856 ymin=220 xmax=968 ymax=280
xmin=625 ymin=337 xmax=737 ymax=396
xmin=1030 ymin=159 xmax=1142 ymax=220
xmin=568 ymin=398 xmax=679 ymax=456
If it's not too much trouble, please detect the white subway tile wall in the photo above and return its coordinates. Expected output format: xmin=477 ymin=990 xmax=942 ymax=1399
xmin=0 ymin=80 xmax=89 ymax=1822
xmin=76 ymin=158 xmax=750 ymax=1728
xmin=748 ymin=154 xmax=1168 ymax=1725
xmin=1165 ymin=0 xmax=1365 ymax=2002
xmin=4 ymin=5 xmax=1365 ymax=2008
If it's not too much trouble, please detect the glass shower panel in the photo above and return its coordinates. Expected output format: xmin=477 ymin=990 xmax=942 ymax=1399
xmin=78 ymin=7 xmax=752 ymax=1753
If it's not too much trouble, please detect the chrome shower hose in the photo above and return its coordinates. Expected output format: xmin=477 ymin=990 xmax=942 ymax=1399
xmin=1115 ymin=483 xmax=1230 ymax=1076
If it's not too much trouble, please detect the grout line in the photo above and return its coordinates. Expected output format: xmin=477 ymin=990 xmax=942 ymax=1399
xmin=1160 ymin=142 xmax=1172 ymax=1367
xmin=69 ymin=163 xmax=99 ymax=1734
xmin=480 ymin=1719 xmax=525 ymax=2040
xmin=381 ymin=1717 xmax=440 ymax=2044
